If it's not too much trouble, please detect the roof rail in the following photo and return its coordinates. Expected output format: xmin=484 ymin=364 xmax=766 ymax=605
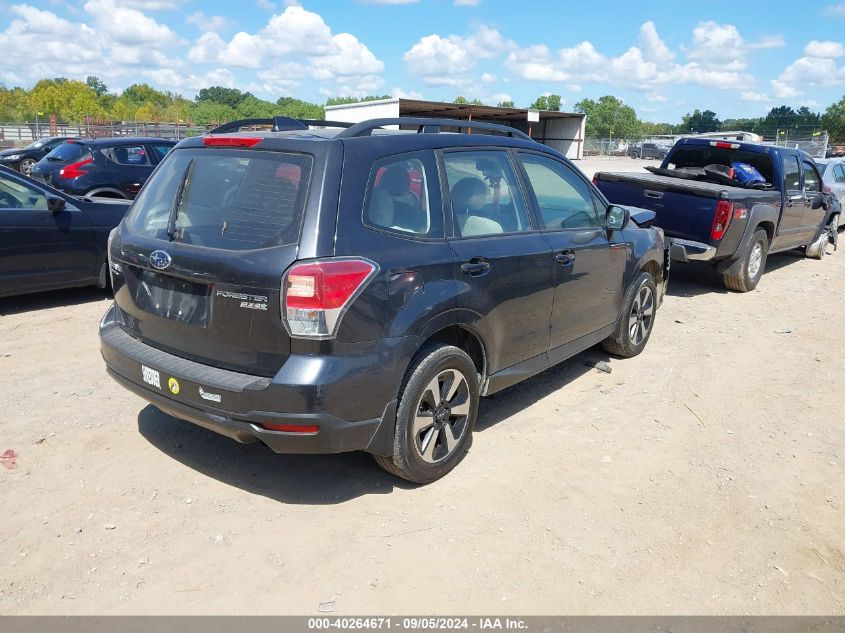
xmin=336 ymin=117 xmax=533 ymax=141
xmin=209 ymin=117 xmax=355 ymax=134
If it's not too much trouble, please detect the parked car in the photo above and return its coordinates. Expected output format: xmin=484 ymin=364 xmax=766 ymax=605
xmin=30 ymin=138 xmax=177 ymax=199
xmin=595 ymin=138 xmax=840 ymax=292
xmin=0 ymin=137 xmax=77 ymax=176
xmin=0 ymin=165 xmax=130 ymax=298
xmin=628 ymin=143 xmax=671 ymax=160
xmin=99 ymin=116 xmax=669 ymax=483
xmin=815 ymin=158 xmax=845 ymax=229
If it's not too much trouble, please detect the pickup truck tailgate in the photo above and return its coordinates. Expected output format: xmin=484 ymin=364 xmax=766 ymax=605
xmin=596 ymin=172 xmax=725 ymax=242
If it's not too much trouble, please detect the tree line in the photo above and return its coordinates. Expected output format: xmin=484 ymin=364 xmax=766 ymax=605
xmin=3 ymin=77 xmax=845 ymax=142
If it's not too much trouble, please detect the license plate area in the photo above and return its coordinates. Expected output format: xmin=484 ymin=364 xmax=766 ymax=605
xmin=134 ymin=269 xmax=210 ymax=327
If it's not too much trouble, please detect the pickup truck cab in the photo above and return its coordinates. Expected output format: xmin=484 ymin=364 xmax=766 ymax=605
xmin=595 ymin=138 xmax=839 ymax=291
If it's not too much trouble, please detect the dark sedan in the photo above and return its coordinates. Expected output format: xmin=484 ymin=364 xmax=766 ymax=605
xmin=0 ymin=137 xmax=77 ymax=176
xmin=0 ymin=165 xmax=130 ymax=298
xmin=30 ymin=137 xmax=177 ymax=199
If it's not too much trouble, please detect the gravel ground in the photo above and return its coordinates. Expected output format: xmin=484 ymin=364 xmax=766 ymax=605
xmin=0 ymin=200 xmax=843 ymax=614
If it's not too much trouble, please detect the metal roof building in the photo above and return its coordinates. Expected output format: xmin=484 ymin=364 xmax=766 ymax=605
xmin=324 ymin=98 xmax=586 ymax=160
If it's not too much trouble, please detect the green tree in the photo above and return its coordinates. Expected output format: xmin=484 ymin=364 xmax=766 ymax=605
xmin=29 ymin=79 xmax=103 ymax=123
xmin=679 ymin=109 xmax=721 ymax=133
xmin=122 ymin=83 xmax=168 ymax=110
xmin=575 ymin=96 xmax=641 ymax=138
xmin=189 ymin=100 xmax=238 ymax=126
xmin=496 ymin=100 xmax=515 ymax=108
xmin=529 ymin=94 xmax=562 ymax=111
xmin=640 ymin=121 xmax=675 ymax=135
xmin=720 ymin=117 xmax=761 ymax=132
xmin=325 ymin=95 xmax=391 ymax=107
xmin=0 ymin=85 xmax=34 ymax=120
xmin=196 ymin=86 xmax=251 ymax=109
xmin=822 ymin=96 xmax=845 ymax=142
xmin=86 ymin=76 xmax=108 ymax=97
xmin=235 ymin=94 xmax=276 ymax=119
xmin=275 ymin=97 xmax=324 ymax=120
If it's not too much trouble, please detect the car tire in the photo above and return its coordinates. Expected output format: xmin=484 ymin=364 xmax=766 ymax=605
xmin=19 ymin=158 xmax=36 ymax=176
xmin=805 ymin=229 xmax=828 ymax=260
xmin=373 ymin=344 xmax=479 ymax=484
xmin=631 ymin=152 xmax=640 ymax=160
xmin=724 ymin=228 xmax=768 ymax=292
xmin=602 ymin=271 xmax=657 ymax=358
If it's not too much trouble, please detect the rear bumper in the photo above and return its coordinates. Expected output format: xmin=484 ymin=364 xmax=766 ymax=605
xmin=99 ymin=306 xmax=400 ymax=455
xmin=668 ymin=238 xmax=717 ymax=262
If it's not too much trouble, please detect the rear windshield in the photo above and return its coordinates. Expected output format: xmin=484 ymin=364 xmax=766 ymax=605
xmin=46 ymin=142 xmax=90 ymax=162
xmin=668 ymin=146 xmax=775 ymax=184
xmin=126 ymin=148 xmax=313 ymax=250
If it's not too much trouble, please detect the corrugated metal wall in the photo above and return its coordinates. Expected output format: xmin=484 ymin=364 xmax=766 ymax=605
xmin=538 ymin=117 xmax=584 ymax=160
xmin=325 ymin=100 xmax=401 ymax=123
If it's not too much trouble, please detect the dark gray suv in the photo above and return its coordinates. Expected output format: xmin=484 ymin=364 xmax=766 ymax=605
xmin=100 ymin=116 xmax=669 ymax=483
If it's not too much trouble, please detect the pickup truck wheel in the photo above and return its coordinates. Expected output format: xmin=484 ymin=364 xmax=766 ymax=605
xmin=602 ymin=272 xmax=657 ymax=358
xmin=723 ymin=229 xmax=768 ymax=292
xmin=805 ymin=230 xmax=827 ymax=260
xmin=630 ymin=152 xmax=640 ymax=159
xmin=373 ymin=344 xmax=478 ymax=484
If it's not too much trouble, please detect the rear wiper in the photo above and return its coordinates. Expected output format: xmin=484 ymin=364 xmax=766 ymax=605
xmin=166 ymin=159 xmax=195 ymax=241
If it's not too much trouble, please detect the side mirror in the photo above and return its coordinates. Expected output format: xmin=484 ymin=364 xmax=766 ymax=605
xmin=47 ymin=196 xmax=66 ymax=213
xmin=606 ymin=205 xmax=630 ymax=231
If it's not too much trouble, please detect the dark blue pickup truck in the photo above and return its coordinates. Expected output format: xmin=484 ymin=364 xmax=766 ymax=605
xmin=595 ymin=138 xmax=840 ymax=291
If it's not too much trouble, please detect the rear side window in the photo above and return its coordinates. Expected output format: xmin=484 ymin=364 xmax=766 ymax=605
xmin=363 ymin=152 xmax=440 ymax=238
xmin=803 ymin=161 xmax=821 ymax=192
xmin=109 ymin=145 xmax=150 ymax=166
xmin=46 ymin=142 xmax=89 ymax=162
xmin=835 ymin=164 xmax=845 ymax=183
xmin=126 ymin=149 xmax=313 ymax=251
xmin=782 ymin=156 xmax=801 ymax=190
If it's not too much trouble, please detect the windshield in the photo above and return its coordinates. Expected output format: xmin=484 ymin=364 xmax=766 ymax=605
xmin=23 ymin=140 xmax=45 ymax=150
xmin=126 ymin=148 xmax=313 ymax=251
xmin=667 ymin=146 xmax=775 ymax=185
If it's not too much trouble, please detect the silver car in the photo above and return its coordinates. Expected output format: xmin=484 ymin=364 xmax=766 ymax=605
xmin=816 ymin=158 xmax=845 ymax=230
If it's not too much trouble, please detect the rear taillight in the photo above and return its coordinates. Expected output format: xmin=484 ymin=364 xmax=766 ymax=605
xmin=824 ymin=185 xmax=832 ymax=193
xmin=592 ymin=177 xmax=598 ymax=186
xmin=59 ymin=157 xmax=92 ymax=179
xmin=282 ymin=258 xmax=377 ymax=338
xmin=711 ymin=200 xmax=733 ymax=241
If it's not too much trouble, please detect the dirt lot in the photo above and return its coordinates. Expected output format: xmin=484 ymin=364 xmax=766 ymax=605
xmin=1 ymin=163 xmax=843 ymax=614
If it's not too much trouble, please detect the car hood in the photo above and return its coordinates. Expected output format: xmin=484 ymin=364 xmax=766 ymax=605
xmin=0 ymin=148 xmax=27 ymax=158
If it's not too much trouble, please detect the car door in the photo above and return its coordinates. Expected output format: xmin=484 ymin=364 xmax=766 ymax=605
xmin=0 ymin=171 xmax=97 ymax=294
xmin=774 ymin=154 xmax=808 ymax=249
xmin=147 ymin=143 xmax=175 ymax=165
xmin=441 ymin=148 xmax=554 ymax=375
xmin=801 ymin=159 xmax=825 ymax=236
xmin=105 ymin=145 xmax=153 ymax=197
xmin=517 ymin=151 xmax=627 ymax=355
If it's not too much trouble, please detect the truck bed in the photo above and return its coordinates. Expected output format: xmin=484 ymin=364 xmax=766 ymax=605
xmin=595 ymin=171 xmax=780 ymax=243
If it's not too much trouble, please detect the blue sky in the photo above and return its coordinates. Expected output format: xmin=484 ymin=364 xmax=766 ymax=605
xmin=1 ymin=0 xmax=845 ymax=122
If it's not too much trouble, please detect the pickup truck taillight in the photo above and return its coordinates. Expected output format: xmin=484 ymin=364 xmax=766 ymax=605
xmin=282 ymin=258 xmax=378 ymax=338
xmin=711 ymin=200 xmax=733 ymax=241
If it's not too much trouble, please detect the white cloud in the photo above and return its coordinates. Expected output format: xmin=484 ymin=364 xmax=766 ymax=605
xmin=404 ymin=25 xmax=510 ymax=86
xmin=804 ymin=40 xmax=845 ymax=58
xmin=186 ymin=11 xmax=230 ymax=33
xmin=639 ymin=21 xmax=674 ymax=63
xmin=825 ymin=2 xmax=845 ymax=15
xmin=83 ymin=0 xmax=180 ymax=46
xmin=391 ymin=87 xmax=423 ymax=99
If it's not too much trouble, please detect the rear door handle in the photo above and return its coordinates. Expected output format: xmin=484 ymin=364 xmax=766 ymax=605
xmin=555 ymin=250 xmax=576 ymax=265
xmin=644 ymin=190 xmax=663 ymax=200
xmin=460 ymin=260 xmax=491 ymax=276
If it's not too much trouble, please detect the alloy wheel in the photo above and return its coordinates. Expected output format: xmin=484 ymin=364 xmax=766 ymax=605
xmin=412 ymin=369 xmax=471 ymax=464
xmin=629 ymin=285 xmax=654 ymax=346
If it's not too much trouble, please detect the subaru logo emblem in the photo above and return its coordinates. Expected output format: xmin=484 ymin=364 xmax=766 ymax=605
xmin=149 ymin=250 xmax=171 ymax=270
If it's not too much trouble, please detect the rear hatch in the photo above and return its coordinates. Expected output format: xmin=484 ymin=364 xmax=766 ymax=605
xmin=112 ymin=144 xmax=317 ymax=376
xmin=31 ymin=140 xmax=91 ymax=187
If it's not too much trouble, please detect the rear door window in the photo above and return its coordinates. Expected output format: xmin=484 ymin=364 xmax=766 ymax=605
xmin=126 ymin=148 xmax=313 ymax=251
xmin=109 ymin=145 xmax=150 ymax=166
xmin=834 ymin=165 xmax=845 ymax=183
xmin=782 ymin=155 xmax=801 ymax=191
xmin=363 ymin=152 xmax=441 ymax=238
